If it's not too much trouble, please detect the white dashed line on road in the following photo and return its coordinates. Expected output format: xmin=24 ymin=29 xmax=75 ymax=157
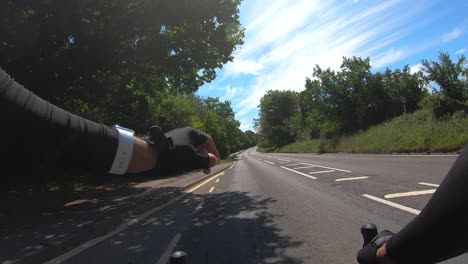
xmin=264 ymin=160 xmax=275 ymax=164
xmin=276 ymin=158 xmax=290 ymax=162
xmin=419 ymin=182 xmax=440 ymax=188
xmin=384 ymin=189 xmax=436 ymax=199
xmin=229 ymin=161 xmax=236 ymax=170
xmin=308 ymin=170 xmax=335 ymax=175
xmin=335 ymin=176 xmax=369 ymax=182
xmin=280 ymin=166 xmax=318 ymax=180
xmin=362 ymin=194 xmax=421 ymax=215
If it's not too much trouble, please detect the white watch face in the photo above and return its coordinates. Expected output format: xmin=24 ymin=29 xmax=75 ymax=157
xmin=114 ymin=125 xmax=134 ymax=133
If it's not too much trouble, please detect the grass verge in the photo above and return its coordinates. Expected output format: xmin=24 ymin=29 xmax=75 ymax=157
xmin=275 ymin=110 xmax=468 ymax=154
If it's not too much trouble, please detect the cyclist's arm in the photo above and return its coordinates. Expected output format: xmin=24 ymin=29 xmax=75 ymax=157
xmin=384 ymin=144 xmax=468 ymax=263
xmin=0 ymin=68 xmax=155 ymax=174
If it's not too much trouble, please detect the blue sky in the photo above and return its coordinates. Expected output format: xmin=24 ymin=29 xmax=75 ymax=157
xmin=197 ymin=0 xmax=468 ymax=131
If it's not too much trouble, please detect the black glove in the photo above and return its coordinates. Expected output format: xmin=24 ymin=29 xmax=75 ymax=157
xmin=357 ymin=230 xmax=394 ymax=264
xmin=145 ymin=126 xmax=210 ymax=176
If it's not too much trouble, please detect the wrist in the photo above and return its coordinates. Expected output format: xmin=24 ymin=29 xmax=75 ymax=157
xmin=376 ymin=242 xmax=393 ymax=264
xmin=127 ymin=137 xmax=158 ymax=173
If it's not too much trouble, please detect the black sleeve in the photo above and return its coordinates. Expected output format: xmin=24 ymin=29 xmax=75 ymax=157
xmin=0 ymin=68 xmax=119 ymax=175
xmin=386 ymin=144 xmax=468 ymax=263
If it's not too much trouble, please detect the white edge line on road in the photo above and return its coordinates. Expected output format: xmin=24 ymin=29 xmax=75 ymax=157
xmin=419 ymin=182 xmax=439 ymax=187
xmin=384 ymin=189 xmax=436 ymax=199
xmin=229 ymin=161 xmax=236 ymax=170
xmin=45 ymin=193 xmax=189 ymax=264
xmin=293 ymin=165 xmax=316 ymax=170
xmin=280 ymin=166 xmax=317 ymax=180
xmin=263 ymin=160 xmax=275 ymax=164
xmin=186 ymin=172 xmax=224 ymax=193
xmin=155 ymin=233 xmax=182 ymax=264
xmin=276 ymin=159 xmax=290 ymax=162
xmin=300 ymin=163 xmax=351 ymax=173
xmin=308 ymin=169 xmax=335 ymax=175
xmin=362 ymin=194 xmax=420 ymax=215
xmin=335 ymin=176 xmax=369 ymax=182
xmin=155 ymin=199 xmax=205 ymax=264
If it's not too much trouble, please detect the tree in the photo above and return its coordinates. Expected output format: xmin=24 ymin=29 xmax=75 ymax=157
xmin=258 ymin=90 xmax=299 ymax=148
xmin=0 ymin=0 xmax=244 ymax=130
xmin=421 ymin=52 xmax=467 ymax=117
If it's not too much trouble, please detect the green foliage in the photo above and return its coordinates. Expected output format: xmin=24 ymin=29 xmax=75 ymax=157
xmin=257 ymin=90 xmax=299 ymax=148
xmin=258 ymin=53 xmax=467 ymax=152
xmin=257 ymin=56 xmax=427 ymax=149
xmin=421 ymin=52 xmax=468 ymax=117
xmin=0 ymin=0 xmax=244 ymax=129
xmin=277 ymin=110 xmax=468 ymax=153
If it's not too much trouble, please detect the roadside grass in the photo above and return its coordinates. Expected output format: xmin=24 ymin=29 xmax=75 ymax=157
xmin=273 ymin=110 xmax=468 ymax=154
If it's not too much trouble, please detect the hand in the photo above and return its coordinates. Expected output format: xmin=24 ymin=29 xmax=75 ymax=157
xmin=146 ymin=126 xmax=220 ymax=176
xmin=357 ymin=230 xmax=394 ymax=264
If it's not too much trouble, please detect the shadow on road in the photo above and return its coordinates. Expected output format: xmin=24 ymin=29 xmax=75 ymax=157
xmin=1 ymin=181 xmax=303 ymax=264
xmin=177 ymin=191 xmax=303 ymax=264
xmin=0 ymin=176 xmax=183 ymax=264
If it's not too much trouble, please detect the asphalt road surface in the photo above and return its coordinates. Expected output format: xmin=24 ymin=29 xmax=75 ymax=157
xmin=48 ymin=148 xmax=467 ymax=263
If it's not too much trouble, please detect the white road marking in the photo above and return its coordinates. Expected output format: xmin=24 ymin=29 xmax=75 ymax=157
xmin=362 ymin=194 xmax=420 ymax=215
xmin=155 ymin=199 xmax=205 ymax=264
xmin=419 ymin=182 xmax=439 ymax=188
xmin=209 ymin=186 xmax=215 ymax=193
xmin=215 ymin=178 xmax=220 ymax=183
xmin=45 ymin=194 xmax=189 ymax=263
xmin=299 ymin=163 xmax=351 ymax=173
xmin=155 ymin=234 xmax=182 ymax=264
xmin=229 ymin=161 xmax=236 ymax=170
xmin=293 ymin=165 xmax=316 ymax=170
xmin=335 ymin=176 xmax=369 ymax=182
xmin=280 ymin=166 xmax=317 ymax=180
xmin=276 ymin=159 xmax=290 ymax=162
xmin=286 ymin=163 xmax=307 ymax=167
xmin=279 ymin=161 xmax=290 ymax=164
xmin=309 ymin=170 xmax=335 ymax=175
xmin=263 ymin=160 xmax=275 ymax=164
xmin=384 ymin=189 xmax=436 ymax=199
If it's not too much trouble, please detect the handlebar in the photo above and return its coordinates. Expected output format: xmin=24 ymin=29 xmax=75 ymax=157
xmin=361 ymin=223 xmax=378 ymax=247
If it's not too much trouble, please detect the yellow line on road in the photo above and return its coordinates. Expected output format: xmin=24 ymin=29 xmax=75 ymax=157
xmin=186 ymin=172 xmax=224 ymax=193
xmin=209 ymin=186 xmax=215 ymax=193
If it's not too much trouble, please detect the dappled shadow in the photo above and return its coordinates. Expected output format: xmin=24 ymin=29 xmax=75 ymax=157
xmin=1 ymin=177 xmax=303 ymax=264
xmin=177 ymin=192 xmax=303 ymax=264
xmin=0 ymin=173 xmax=184 ymax=264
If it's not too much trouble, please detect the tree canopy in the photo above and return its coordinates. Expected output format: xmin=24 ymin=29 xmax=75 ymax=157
xmin=0 ymin=0 xmax=253 ymax=159
xmin=256 ymin=53 xmax=468 ymax=149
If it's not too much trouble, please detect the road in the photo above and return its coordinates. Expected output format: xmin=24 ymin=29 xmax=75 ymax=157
xmin=48 ymin=148 xmax=467 ymax=263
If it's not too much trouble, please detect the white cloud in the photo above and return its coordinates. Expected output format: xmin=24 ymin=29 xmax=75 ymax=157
xmin=229 ymin=0 xmax=432 ymax=122
xmin=224 ymin=59 xmax=263 ymax=76
xmin=456 ymin=48 xmax=466 ymax=55
xmin=239 ymin=119 xmax=252 ymax=131
xmin=442 ymin=27 xmax=463 ymax=43
xmin=220 ymin=85 xmax=242 ymax=102
xmin=198 ymin=0 xmax=449 ymax=129
xmin=410 ymin=63 xmax=422 ymax=74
